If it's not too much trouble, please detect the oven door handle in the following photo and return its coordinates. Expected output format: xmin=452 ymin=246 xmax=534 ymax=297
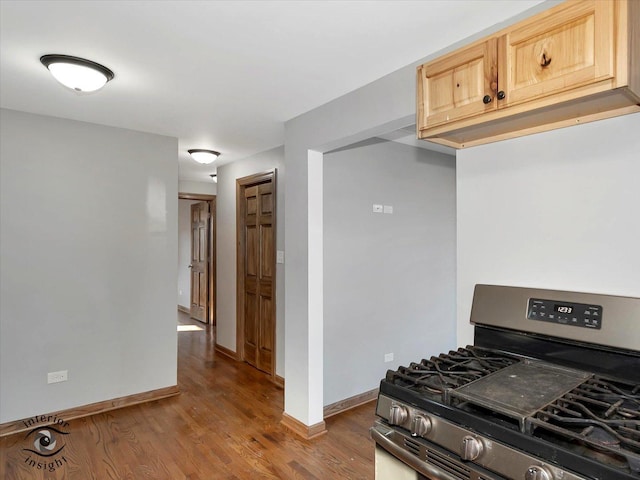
xmin=371 ymin=425 xmax=460 ymax=480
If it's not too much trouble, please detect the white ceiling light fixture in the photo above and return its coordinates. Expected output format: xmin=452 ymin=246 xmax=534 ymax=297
xmin=188 ymin=149 xmax=220 ymax=164
xmin=209 ymin=174 xmax=217 ymax=183
xmin=40 ymin=54 xmax=114 ymax=92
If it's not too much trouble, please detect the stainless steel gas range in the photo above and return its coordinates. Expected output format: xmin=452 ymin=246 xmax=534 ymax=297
xmin=371 ymin=285 xmax=640 ymax=480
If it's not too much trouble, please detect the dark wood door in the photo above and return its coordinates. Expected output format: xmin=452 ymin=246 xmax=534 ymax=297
xmin=243 ymin=182 xmax=274 ymax=374
xmin=190 ymin=201 xmax=209 ymax=323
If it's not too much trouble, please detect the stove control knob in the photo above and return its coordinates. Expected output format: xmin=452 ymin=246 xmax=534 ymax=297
xmin=525 ymin=465 xmax=554 ymax=480
xmin=410 ymin=414 xmax=432 ymax=437
xmin=389 ymin=404 xmax=408 ymax=426
xmin=460 ymin=435 xmax=483 ymax=461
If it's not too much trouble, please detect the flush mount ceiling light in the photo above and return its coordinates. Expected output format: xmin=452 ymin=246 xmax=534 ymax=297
xmin=40 ymin=54 xmax=114 ymax=92
xmin=188 ymin=149 xmax=220 ymax=164
xmin=209 ymin=174 xmax=217 ymax=183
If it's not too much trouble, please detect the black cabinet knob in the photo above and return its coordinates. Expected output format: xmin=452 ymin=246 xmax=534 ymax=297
xmin=497 ymin=91 xmax=505 ymax=100
xmin=483 ymin=95 xmax=492 ymax=104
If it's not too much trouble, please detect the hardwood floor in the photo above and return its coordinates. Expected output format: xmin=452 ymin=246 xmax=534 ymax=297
xmin=0 ymin=313 xmax=376 ymax=479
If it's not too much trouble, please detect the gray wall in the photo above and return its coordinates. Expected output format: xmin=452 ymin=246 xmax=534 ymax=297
xmin=215 ymin=146 xmax=285 ymax=376
xmin=0 ymin=109 xmax=178 ymax=423
xmin=323 ymin=140 xmax=456 ymax=406
xmin=281 ymin=0 xmax=610 ymax=426
xmin=283 ymin=47 xmax=424 ymax=426
xmin=457 ymin=113 xmax=640 ymax=346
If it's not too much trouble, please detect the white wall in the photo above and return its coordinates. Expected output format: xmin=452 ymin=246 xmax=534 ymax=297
xmin=0 ymin=109 xmax=178 ymax=423
xmin=456 ymin=113 xmax=640 ymax=346
xmin=179 ymin=180 xmax=217 ymax=195
xmin=216 ymin=146 xmax=285 ymax=376
xmin=323 ymin=140 xmax=456 ymax=406
xmin=178 ymin=199 xmax=199 ymax=309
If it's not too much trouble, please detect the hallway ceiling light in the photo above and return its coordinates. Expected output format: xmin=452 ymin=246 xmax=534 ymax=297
xmin=209 ymin=174 xmax=217 ymax=183
xmin=188 ymin=149 xmax=220 ymax=164
xmin=40 ymin=54 xmax=114 ymax=92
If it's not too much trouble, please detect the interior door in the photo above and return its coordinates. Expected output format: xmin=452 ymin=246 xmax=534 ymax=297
xmin=243 ymin=181 xmax=274 ymax=374
xmin=190 ymin=201 xmax=209 ymax=323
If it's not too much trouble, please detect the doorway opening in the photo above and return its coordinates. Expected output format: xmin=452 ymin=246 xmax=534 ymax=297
xmin=178 ymin=192 xmax=216 ymax=325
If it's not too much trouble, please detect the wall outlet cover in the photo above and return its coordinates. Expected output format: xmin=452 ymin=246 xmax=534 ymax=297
xmin=47 ymin=370 xmax=68 ymax=384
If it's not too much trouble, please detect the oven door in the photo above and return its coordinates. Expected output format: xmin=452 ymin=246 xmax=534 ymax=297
xmin=371 ymin=422 xmax=501 ymax=480
xmin=376 ymin=445 xmax=427 ymax=480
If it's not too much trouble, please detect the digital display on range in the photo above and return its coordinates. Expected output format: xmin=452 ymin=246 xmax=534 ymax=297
xmin=554 ymin=304 xmax=573 ymax=314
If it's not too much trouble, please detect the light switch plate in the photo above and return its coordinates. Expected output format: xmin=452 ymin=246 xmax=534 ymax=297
xmin=383 ymin=205 xmax=393 ymax=214
xmin=373 ymin=204 xmax=383 ymax=213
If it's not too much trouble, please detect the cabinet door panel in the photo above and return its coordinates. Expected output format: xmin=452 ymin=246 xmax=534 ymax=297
xmin=500 ymin=0 xmax=614 ymax=106
xmin=419 ymin=39 xmax=497 ymax=129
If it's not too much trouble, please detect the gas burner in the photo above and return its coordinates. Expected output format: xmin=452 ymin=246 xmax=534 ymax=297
xmin=529 ymin=377 xmax=640 ymax=474
xmin=386 ymin=346 xmax=518 ymax=400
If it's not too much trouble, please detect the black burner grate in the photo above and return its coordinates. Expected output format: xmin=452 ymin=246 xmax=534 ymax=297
xmin=386 ymin=346 xmax=518 ymax=401
xmin=529 ymin=377 xmax=640 ymax=474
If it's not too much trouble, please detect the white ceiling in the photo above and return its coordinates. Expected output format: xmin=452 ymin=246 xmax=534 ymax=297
xmin=0 ymin=0 xmax=545 ymax=182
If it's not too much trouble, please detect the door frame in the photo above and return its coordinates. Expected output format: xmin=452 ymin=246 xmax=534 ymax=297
xmin=178 ymin=192 xmax=216 ymax=325
xmin=236 ymin=169 xmax=277 ymax=381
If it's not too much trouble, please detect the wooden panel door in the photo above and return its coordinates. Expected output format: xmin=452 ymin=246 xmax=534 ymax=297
xmin=190 ymin=201 xmax=209 ymax=323
xmin=499 ymin=0 xmax=614 ymax=107
xmin=242 ymin=182 xmax=274 ymax=374
xmin=418 ymin=38 xmax=498 ymax=131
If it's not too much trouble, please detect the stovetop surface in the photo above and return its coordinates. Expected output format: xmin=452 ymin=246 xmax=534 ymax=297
xmin=381 ymin=345 xmax=640 ymax=479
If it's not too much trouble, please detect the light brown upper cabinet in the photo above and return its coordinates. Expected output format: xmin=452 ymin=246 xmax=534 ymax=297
xmin=419 ymin=39 xmax=498 ymax=128
xmin=417 ymin=0 xmax=640 ymax=149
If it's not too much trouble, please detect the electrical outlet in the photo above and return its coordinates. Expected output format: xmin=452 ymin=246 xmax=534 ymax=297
xmin=384 ymin=353 xmax=394 ymax=363
xmin=47 ymin=370 xmax=68 ymax=384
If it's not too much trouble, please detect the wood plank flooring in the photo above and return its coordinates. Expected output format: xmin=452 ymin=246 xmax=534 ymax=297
xmin=0 ymin=313 xmax=376 ymax=479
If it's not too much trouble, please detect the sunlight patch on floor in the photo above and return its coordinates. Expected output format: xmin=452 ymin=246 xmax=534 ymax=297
xmin=177 ymin=324 xmax=203 ymax=332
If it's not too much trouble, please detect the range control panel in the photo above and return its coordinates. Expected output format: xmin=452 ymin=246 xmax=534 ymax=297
xmin=527 ymin=298 xmax=603 ymax=330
